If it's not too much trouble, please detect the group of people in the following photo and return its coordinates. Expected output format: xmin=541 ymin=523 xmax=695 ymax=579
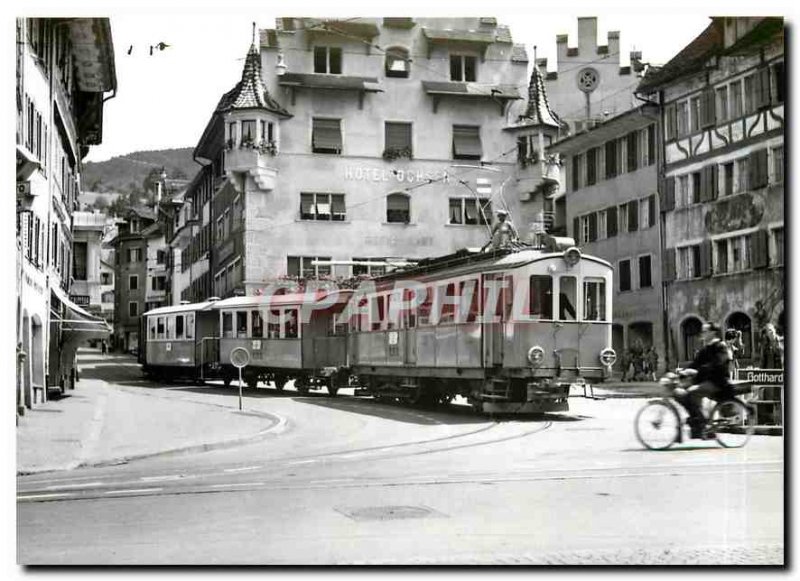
xmin=617 ymin=341 xmax=659 ymax=382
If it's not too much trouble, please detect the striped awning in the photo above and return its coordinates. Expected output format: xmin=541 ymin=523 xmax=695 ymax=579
xmin=453 ymin=126 xmax=482 ymax=158
xmin=312 ymin=118 xmax=342 ymax=151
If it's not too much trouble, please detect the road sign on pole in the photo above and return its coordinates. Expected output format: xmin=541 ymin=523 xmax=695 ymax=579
xmin=230 ymin=347 xmax=250 ymax=411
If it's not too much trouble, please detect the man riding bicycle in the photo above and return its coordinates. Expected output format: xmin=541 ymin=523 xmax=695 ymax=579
xmin=676 ymin=323 xmax=736 ymax=439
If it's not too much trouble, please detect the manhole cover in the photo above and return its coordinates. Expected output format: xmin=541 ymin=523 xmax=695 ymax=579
xmin=335 ymin=505 xmax=443 ymax=521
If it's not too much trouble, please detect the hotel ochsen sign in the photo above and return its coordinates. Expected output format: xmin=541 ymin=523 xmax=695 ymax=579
xmin=344 ymin=166 xmax=450 ymax=185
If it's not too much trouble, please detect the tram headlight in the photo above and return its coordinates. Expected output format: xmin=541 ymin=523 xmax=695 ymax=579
xmin=527 ymin=345 xmax=545 ymax=366
xmin=599 ymin=348 xmax=617 ymax=368
xmin=563 ymin=247 xmax=581 ymax=266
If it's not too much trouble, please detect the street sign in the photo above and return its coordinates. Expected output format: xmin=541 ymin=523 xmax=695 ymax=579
xmin=230 ymin=347 xmax=250 ymax=410
xmin=737 ymin=368 xmax=783 ymax=385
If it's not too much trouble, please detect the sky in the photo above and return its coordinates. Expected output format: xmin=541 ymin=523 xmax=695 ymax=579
xmin=9 ymin=0 xmax=789 ymax=163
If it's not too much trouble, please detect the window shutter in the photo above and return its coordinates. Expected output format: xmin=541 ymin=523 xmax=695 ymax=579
xmin=704 ymin=165 xmax=718 ymax=201
xmin=757 ymin=67 xmax=771 ymax=109
xmin=748 ymin=149 xmax=768 ymax=189
xmin=700 ymin=239 xmax=713 ymax=277
xmin=662 ymin=249 xmax=676 ymax=283
xmin=573 ymin=217 xmax=580 ymax=243
xmin=648 ymin=194 xmax=657 ymax=227
xmin=628 ymin=200 xmax=639 ymax=231
xmin=701 ymin=88 xmax=716 ymax=128
xmin=453 ymin=126 xmax=482 ymax=159
xmin=312 ymin=118 xmax=342 ymax=151
xmin=661 ymin=177 xmax=675 ymax=212
xmin=588 ymin=212 xmax=598 ymax=242
xmin=385 ymin=122 xmax=411 ymax=150
xmin=607 ymin=207 xmax=618 ymax=237
xmin=751 ymin=229 xmax=769 ymax=269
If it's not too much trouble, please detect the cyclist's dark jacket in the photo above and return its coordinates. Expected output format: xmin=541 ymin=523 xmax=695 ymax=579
xmin=691 ymin=339 xmax=734 ymax=394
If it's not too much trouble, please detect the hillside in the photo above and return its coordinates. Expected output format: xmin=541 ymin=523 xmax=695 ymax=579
xmin=82 ymin=147 xmax=199 ymax=195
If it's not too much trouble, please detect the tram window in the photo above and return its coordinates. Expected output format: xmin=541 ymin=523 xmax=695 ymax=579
xmin=285 ymin=309 xmax=299 ymax=338
xmin=404 ymin=289 xmax=417 ymax=328
xmin=222 ymin=312 xmax=233 ymax=338
xmin=267 ymin=309 xmax=281 ymax=338
xmin=251 ymin=310 xmax=264 ymax=338
xmin=418 ymin=288 xmax=432 ymax=326
xmin=386 ymin=294 xmax=398 ymax=330
xmin=236 ymin=312 xmax=248 ymax=338
xmin=149 ymin=318 xmax=157 ymax=340
xmin=166 ymin=316 xmax=175 ymax=340
xmin=559 ymin=276 xmax=577 ymax=321
xmin=529 ymin=275 xmax=553 ymax=319
xmin=583 ymin=278 xmax=607 ymax=321
xmin=460 ymin=280 xmax=480 ymax=323
xmin=371 ymin=296 xmax=385 ymax=331
xmin=157 ymin=316 xmax=165 ymax=339
xmin=438 ymin=284 xmax=456 ymax=324
xmin=176 ymin=315 xmax=184 ymax=339
xmin=186 ymin=314 xmax=194 ymax=339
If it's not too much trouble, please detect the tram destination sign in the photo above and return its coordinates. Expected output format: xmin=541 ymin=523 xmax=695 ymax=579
xmin=738 ymin=368 xmax=783 ymax=385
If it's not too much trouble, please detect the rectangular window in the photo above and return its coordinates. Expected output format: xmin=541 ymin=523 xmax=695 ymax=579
xmin=647 ymin=125 xmax=656 ymax=166
xmin=529 ymin=275 xmax=553 ymax=320
xmin=72 ymin=241 xmax=88 ymax=280
xmin=678 ymin=245 xmax=701 ymax=279
xmin=716 ymin=86 xmax=728 ymax=121
xmin=352 ymin=257 xmax=386 ymax=277
xmin=627 ymin=200 xmax=639 ymax=232
xmin=730 ymin=80 xmax=743 ymax=118
xmin=156 ymin=316 xmax=165 ymax=339
xmin=241 ymin=120 xmax=256 ymax=144
xmin=638 ymin=255 xmax=652 ymax=288
xmin=619 ymin=259 xmax=631 ymax=292
xmin=384 ymin=122 xmax=412 ymax=156
xmin=691 ymin=171 xmax=702 ymax=204
xmin=129 ymin=274 xmax=139 ymax=291
xmin=618 ymin=204 xmax=628 ymax=233
xmin=152 ymin=276 xmax=166 ymax=291
xmin=149 ymin=318 xmax=157 ymax=340
xmin=452 ymin=125 xmax=482 ymax=160
xmin=128 ymin=301 xmax=139 ymax=317
xmin=313 ymin=46 xmax=342 ymax=74
xmin=773 ymin=227 xmax=784 ymax=265
xmin=450 ymin=54 xmax=477 ymax=82
xmin=772 ymin=146 xmax=784 ymax=184
xmin=586 ymin=147 xmax=598 ymax=186
xmin=735 ymin=158 xmax=749 ymax=193
xmin=626 ymin=131 xmax=639 ymax=172
xmin=127 ymin=247 xmax=142 ymax=263
xmin=606 ymin=206 xmax=618 ymax=237
xmin=101 ymin=272 xmax=112 ymax=285
xmin=690 ymin=96 xmax=701 ymax=132
xmin=583 ymin=278 xmax=606 ymax=321
xmin=664 ymin=103 xmax=678 ymax=140
xmin=597 ymin=210 xmax=607 ymax=241
xmin=186 ymin=314 xmax=194 ymax=339
xmin=677 ymin=100 xmax=689 ymax=136
xmin=723 ymin=162 xmax=734 ymax=196
xmin=558 ymin=276 xmax=577 ymax=321
xmin=175 ymin=315 xmax=184 ymax=339
xmin=449 ymin=198 xmax=491 ymax=226
xmin=251 ymin=310 xmax=263 ymax=338
xmin=222 ymin=312 xmax=233 ymax=338
xmin=572 ymin=153 xmax=582 ymax=190
xmin=300 ymin=193 xmax=346 ymax=221
xmin=605 ymin=139 xmax=618 ymax=179
xmin=312 ymin=118 xmax=342 ymax=154
xmin=236 ymin=311 xmax=248 ymax=338
xmin=284 ymin=309 xmax=299 ymax=339
xmin=287 ymin=256 xmax=332 ymax=278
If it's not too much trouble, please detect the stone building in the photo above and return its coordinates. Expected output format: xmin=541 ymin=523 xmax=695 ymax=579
xmin=538 ymin=17 xmax=646 ymax=135
xmin=16 ymin=18 xmax=115 ymax=411
xmin=550 ymin=105 xmax=662 ymax=366
xmin=70 ymin=211 xmax=115 ymax=322
xmin=176 ymin=17 xmax=535 ymax=301
xmin=637 ymin=17 xmax=784 ymax=366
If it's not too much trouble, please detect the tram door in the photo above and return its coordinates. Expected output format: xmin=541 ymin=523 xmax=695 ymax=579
xmin=482 ymin=273 xmax=508 ymax=367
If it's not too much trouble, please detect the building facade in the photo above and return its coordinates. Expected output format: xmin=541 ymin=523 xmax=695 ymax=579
xmin=70 ymin=211 xmax=114 ymax=322
xmin=637 ymin=17 xmax=784 ymax=366
xmin=551 ymin=106 xmax=663 ymax=366
xmin=177 ymin=17 xmax=538 ymax=301
xmin=16 ymin=18 xmax=115 ymax=411
xmin=538 ymin=17 xmax=646 ymax=135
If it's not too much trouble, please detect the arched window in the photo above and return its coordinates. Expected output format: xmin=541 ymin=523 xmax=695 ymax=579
xmin=726 ymin=311 xmax=753 ymax=358
xmin=385 ymin=47 xmax=410 ymax=78
xmin=681 ymin=317 xmax=703 ymax=361
xmin=387 ymin=193 xmax=410 ymax=223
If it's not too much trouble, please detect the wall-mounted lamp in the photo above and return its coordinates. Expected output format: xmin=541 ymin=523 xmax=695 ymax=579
xmin=276 ymin=51 xmax=287 ymax=76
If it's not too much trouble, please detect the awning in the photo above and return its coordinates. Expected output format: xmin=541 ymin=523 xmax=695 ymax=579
xmin=51 ymin=285 xmax=112 ymax=339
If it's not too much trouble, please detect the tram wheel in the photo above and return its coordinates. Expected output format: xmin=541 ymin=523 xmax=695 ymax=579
xmin=295 ymin=378 xmax=310 ymax=395
xmin=273 ymin=375 xmax=287 ymax=391
xmin=246 ymin=376 xmax=259 ymax=389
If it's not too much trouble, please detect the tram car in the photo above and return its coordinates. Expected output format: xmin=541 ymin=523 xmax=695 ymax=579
xmin=140 ymin=300 xmax=223 ymax=381
xmin=347 ymin=238 xmax=616 ymax=413
xmin=213 ymin=291 xmax=352 ymax=395
xmin=140 ymin=290 xmax=353 ymax=395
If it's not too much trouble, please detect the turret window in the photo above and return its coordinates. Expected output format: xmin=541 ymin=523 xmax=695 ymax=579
xmin=241 ymin=120 xmax=256 ymax=145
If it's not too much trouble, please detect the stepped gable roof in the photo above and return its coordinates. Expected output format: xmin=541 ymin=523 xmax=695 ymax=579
xmin=518 ymin=64 xmax=562 ymax=129
xmin=216 ymin=35 xmax=290 ymax=117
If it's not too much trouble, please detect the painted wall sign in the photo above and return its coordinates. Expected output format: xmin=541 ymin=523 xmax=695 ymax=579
xmin=344 ymin=166 xmax=450 ymax=185
xmin=363 ymin=235 xmax=434 ymax=247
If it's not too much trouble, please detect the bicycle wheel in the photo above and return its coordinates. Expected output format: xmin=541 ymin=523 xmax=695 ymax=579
xmin=710 ymin=399 xmax=755 ymax=448
xmin=634 ymin=400 xmax=681 ymax=450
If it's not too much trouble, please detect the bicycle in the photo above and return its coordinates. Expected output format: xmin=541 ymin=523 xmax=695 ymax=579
xmin=634 ymin=369 xmax=756 ymax=450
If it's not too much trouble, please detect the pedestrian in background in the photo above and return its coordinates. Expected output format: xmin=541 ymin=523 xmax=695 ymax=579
xmin=618 ymin=350 xmax=632 ymax=382
xmin=101 ymin=339 xmax=108 ymax=356
xmin=646 ymin=346 xmax=659 ymax=381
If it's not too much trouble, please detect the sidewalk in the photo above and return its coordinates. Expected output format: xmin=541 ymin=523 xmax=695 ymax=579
xmin=16 ymin=350 xmax=281 ymax=475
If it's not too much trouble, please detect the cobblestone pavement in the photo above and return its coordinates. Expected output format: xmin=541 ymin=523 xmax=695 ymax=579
xmin=350 ymin=544 xmax=784 ymax=565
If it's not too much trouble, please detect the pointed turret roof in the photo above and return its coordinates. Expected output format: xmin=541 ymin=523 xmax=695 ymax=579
xmin=518 ymin=62 xmax=562 ymax=129
xmin=217 ymin=25 xmax=290 ymax=117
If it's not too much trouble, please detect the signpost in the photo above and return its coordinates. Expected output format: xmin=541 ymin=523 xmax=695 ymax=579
xmin=230 ymin=347 xmax=250 ymax=411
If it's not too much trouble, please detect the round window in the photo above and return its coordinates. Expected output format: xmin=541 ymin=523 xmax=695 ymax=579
xmin=577 ymin=68 xmax=600 ymax=93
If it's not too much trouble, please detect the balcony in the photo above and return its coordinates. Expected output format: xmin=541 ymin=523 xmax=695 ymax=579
xmin=224 ymin=143 xmax=278 ymax=191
